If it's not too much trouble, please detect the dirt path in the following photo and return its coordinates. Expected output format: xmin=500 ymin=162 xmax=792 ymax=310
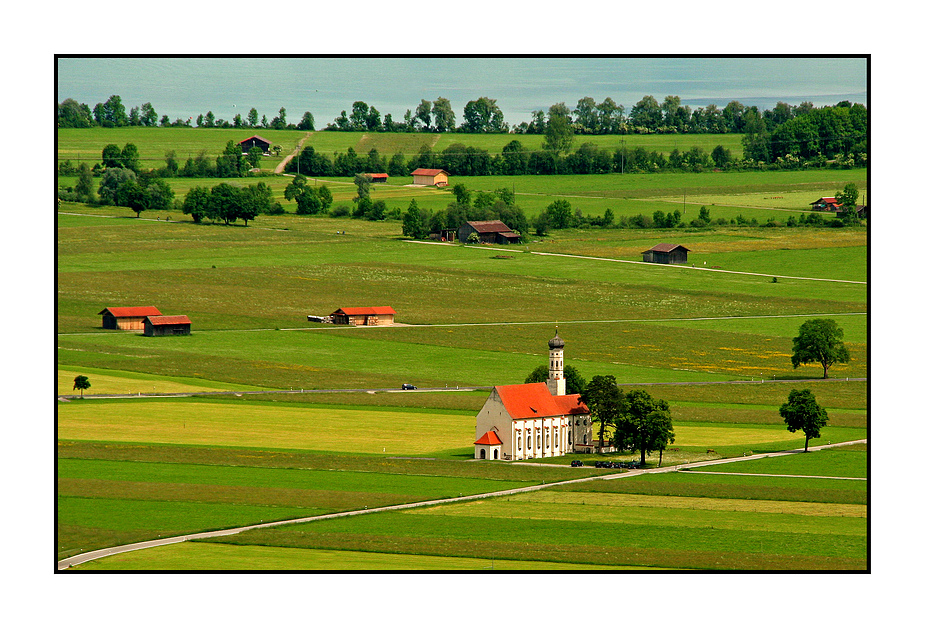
xmin=56 ymin=439 xmax=866 ymax=570
xmin=274 ymin=131 xmax=313 ymax=174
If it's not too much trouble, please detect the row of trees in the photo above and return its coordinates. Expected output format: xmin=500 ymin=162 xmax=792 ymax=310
xmin=58 ymin=93 xmax=866 ymax=142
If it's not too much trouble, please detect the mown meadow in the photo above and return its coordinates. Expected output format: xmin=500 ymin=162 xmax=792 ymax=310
xmin=56 ymin=127 xmax=868 ymax=570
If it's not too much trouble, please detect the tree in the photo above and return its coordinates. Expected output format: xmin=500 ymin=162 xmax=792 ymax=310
xmin=247 ymin=108 xmax=259 ymax=127
xmin=581 ymin=375 xmax=626 ymax=452
xmin=353 ymin=173 xmax=372 ymax=201
xmin=414 ymin=99 xmax=432 ymax=130
xmin=546 ymin=199 xmax=574 ymax=229
xmin=140 ymin=102 xmax=158 ymax=127
xmin=779 ymin=389 xmax=829 ymax=452
xmin=74 ymin=163 xmax=95 ymax=203
xmin=245 ymin=145 xmax=262 ymax=169
xmin=622 ymin=390 xmax=673 ymax=466
xmin=543 ymin=102 xmax=574 ymax=154
xmin=97 ymin=167 xmax=137 ymax=206
xmin=102 ymin=144 xmax=122 ymax=168
xmin=72 ymin=375 xmax=91 ymax=398
xmin=791 ymin=318 xmax=850 ymax=378
xmin=402 ymin=199 xmax=428 ymax=239
xmin=120 ymin=143 xmax=140 ymax=172
xmin=297 ymin=111 xmax=315 ymax=131
xmin=432 ymin=97 xmax=456 ymax=132
xmin=524 ymin=364 xmax=587 ymax=396
xmin=182 ymin=186 xmax=211 ymax=223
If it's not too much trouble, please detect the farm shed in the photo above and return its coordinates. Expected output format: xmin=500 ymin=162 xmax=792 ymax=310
xmin=457 ymin=220 xmax=521 ymax=244
xmin=810 ymin=197 xmax=842 ymax=211
xmin=99 ymin=306 xmax=162 ymax=330
xmin=237 ymin=135 xmax=272 ymax=154
xmin=364 ymin=173 xmax=388 ymax=182
xmin=143 ymin=315 xmax=192 ymax=336
xmin=330 ymin=306 xmax=396 ymax=326
xmin=642 ymin=243 xmax=690 ymax=264
xmin=411 ymin=168 xmax=449 ymax=187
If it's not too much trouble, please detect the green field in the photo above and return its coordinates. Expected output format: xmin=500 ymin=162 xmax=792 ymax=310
xmin=56 ymin=127 xmax=868 ymax=570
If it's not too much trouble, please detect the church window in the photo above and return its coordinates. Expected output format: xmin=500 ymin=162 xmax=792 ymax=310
xmin=527 ymin=434 xmax=531 ymax=449
xmin=517 ymin=436 xmax=522 ymax=450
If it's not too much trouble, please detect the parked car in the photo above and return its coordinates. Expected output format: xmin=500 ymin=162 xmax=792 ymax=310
xmin=401 ymin=384 xmax=417 ymax=390
xmin=570 ymin=460 xmax=583 ymax=467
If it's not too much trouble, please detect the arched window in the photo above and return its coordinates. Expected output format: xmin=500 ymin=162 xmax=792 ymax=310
xmin=527 ymin=434 xmax=531 ymax=449
xmin=493 ymin=449 xmax=499 ymax=460
xmin=480 ymin=448 xmax=486 ymax=459
xmin=517 ymin=436 xmax=522 ymax=450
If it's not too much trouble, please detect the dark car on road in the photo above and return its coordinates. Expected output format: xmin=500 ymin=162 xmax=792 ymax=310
xmin=401 ymin=384 xmax=417 ymax=390
xmin=570 ymin=460 xmax=583 ymax=467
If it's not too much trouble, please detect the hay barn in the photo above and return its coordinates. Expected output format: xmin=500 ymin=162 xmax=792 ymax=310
xmin=642 ymin=243 xmax=690 ymax=264
xmin=237 ymin=135 xmax=271 ymax=154
xmin=411 ymin=168 xmax=449 ymax=187
xmin=99 ymin=306 xmax=162 ymax=330
xmin=457 ymin=220 xmax=521 ymax=244
xmin=143 ymin=315 xmax=192 ymax=336
xmin=331 ymin=307 xmax=396 ymax=326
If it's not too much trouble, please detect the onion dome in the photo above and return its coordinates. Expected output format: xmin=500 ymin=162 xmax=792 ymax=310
xmin=548 ymin=330 xmax=565 ymax=349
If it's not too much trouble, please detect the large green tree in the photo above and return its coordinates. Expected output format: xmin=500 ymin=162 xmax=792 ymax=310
xmin=72 ymin=375 xmax=91 ymax=398
xmin=780 ymin=389 xmax=828 ymax=452
xmin=580 ymin=375 xmax=625 ymax=452
xmin=622 ymin=390 xmax=674 ymax=466
xmin=543 ymin=102 xmax=574 ymax=154
xmin=791 ymin=318 xmax=851 ymax=378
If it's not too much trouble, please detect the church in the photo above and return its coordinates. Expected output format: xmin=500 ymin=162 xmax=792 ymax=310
xmin=474 ymin=331 xmax=594 ymax=461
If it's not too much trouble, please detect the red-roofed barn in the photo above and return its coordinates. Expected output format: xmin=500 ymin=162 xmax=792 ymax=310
xmin=99 ymin=306 xmax=162 ymax=330
xmin=330 ymin=307 xmax=396 ymax=326
xmin=457 ymin=220 xmax=521 ymax=245
xmin=411 ymin=168 xmax=449 ymax=187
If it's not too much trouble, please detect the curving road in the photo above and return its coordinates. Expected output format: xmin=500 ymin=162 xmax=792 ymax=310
xmin=56 ymin=438 xmax=867 ymax=570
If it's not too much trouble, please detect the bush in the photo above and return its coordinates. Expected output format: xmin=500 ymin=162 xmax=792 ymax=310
xmin=330 ymin=204 xmax=351 ymax=217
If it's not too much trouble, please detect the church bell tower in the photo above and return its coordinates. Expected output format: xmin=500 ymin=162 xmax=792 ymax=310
xmin=547 ymin=329 xmax=566 ymax=396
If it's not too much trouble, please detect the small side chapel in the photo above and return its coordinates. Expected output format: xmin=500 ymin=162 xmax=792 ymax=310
xmin=474 ymin=331 xmax=594 ymax=461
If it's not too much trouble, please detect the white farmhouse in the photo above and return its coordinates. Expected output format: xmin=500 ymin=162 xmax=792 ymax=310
xmin=474 ymin=332 xmax=594 ymax=461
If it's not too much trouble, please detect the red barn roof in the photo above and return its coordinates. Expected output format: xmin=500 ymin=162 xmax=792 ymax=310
xmin=334 ymin=307 xmax=396 ymax=316
xmin=495 ymin=383 xmax=588 ymax=420
xmin=238 ymin=135 xmax=272 ymax=145
xmin=99 ymin=306 xmax=162 ymax=318
xmin=145 ymin=315 xmax=191 ymax=326
xmin=411 ymin=168 xmax=449 ymax=176
xmin=474 ymin=431 xmax=503 ymax=445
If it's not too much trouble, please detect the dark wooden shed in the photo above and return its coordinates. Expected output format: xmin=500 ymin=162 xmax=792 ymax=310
xmin=642 ymin=243 xmax=690 ymax=264
xmin=457 ymin=220 xmax=521 ymax=245
xmin=143 ymin=315 xmax=192 ymax=336
xmin=238 ymin=135 xmax=272 ymax=154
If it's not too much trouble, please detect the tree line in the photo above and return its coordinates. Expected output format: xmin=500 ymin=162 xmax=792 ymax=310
xmin=58 ymin=92 xmax=867 ymax=143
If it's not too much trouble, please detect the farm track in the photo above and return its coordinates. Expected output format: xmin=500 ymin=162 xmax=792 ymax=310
xmin=404 ymin=240 xmax=869 ymax=284
xmin=56 ymin=438 xmax=867 ymax=570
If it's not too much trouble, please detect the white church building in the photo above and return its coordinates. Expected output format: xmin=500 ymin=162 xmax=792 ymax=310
xmin=474 ymin=331 xmax=594 ymax=461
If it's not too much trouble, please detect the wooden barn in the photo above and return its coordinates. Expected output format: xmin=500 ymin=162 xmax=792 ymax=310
xmin=411 ymin=168 xmax=449 ymax=187
xmin=237 ymin=135 xmax=272 ymax=154
xmin=99 ymin=306 xmax=162 ymax=330
xmin=364 ymin=173 xmax=389 ymax=182
xmin=457 ymin=220 xmax=521 ymax=244
xmin=642 ymin=243 xmax=690 ymax=264
xmin=330 ymin=307 xmax=396 ymax=326
xmin=810 ymin=197 xmax=842 ymax=211
xmin=143 ymin=315 xmax=192 ymax=336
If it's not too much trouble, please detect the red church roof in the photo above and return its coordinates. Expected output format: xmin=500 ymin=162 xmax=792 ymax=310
xmin=99 ymin=306 xmax=162 ymax=318
xmin=495 ymin=383 xmax=588 ymax=420
xmin=474 ymin=430 xmax=503 ymax=445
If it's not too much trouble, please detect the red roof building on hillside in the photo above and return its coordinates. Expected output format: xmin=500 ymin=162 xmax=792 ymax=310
xmin=411 ymin=168 xmax=449 ymax=187
xmin=330 ymin=306 xmax=396 ymax=326
xmin=99 ymin=306 xmax=162 ymax=330
xmin=811 ymin=197 xmax=842 ymax=211
xmin=238 ymin=135 xmax=272 ymax=153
